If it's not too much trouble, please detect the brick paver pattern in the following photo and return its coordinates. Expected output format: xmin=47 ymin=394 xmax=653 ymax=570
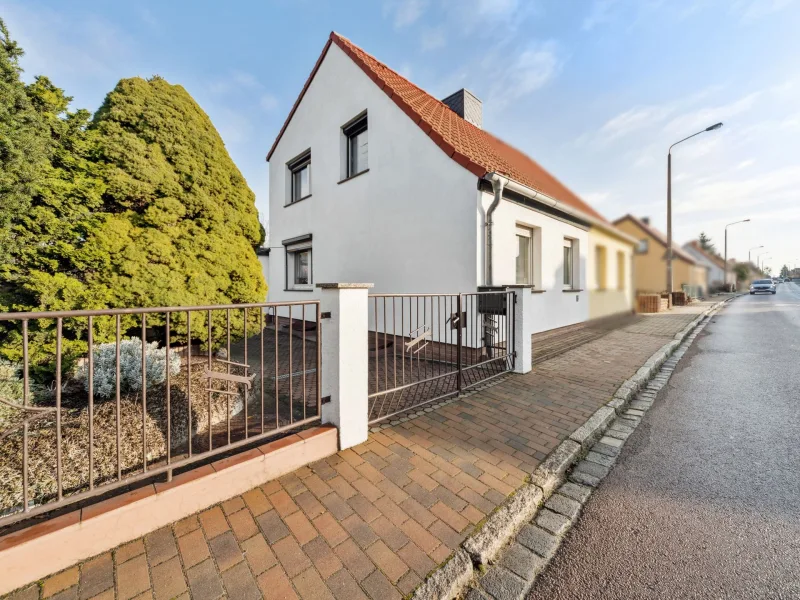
xmin=4 ymin=303 xmax=713 ymax=600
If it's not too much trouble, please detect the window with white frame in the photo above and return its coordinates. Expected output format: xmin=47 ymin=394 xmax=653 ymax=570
xmin=563 ymin=238 xmax=576 ymax=288
xmin=637 ymin=238 xmax=649 ymax=254
xmin=343 ymin=113 xmax=368 ymax=178
xmin=516 ymin=226 xmax=533 ymax=285
xmin=287 ymin=150 xmax=311 ymax=204
xmin=283 ymin=235 xmax=312 ymax=290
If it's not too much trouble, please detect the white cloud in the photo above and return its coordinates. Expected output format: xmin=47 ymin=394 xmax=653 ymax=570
xmin=599 ymin=104 xmax=676 ymax=141
xmin=676 ymin=165 xmax=800 ymax=215
xmin=259 ymin=93 xmax=278 ymax=111
xmin=582 ymin=0 xmax=620 ymax=30
xmin=2 ymin=3 xmax=135 ymax=82
xmin=662 ymin=92 xmax=761 ymax=135
xmin=732 ymin=0 xmax=796 ymax=21
xmin=486 ymin=41 xmax=560 ymax=108
xmin=582 ymin=191 xmax=611 ymax=205
xmin=383 ymin=0 xmax=427 ymax=28
xmin=736 ymin=159 xmax=755 ymax=169
xmin=420 ymin=27 xmax=445 ymax=52
xmin=137 ymin=7 xmax=159 ymax=30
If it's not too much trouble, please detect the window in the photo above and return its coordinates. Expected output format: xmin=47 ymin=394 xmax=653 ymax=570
xmin=563 ymin=238 xmax=575 ymax=288
xmin=283 ymin=235 xmax=312 ymax=290
xmin=595 ymin=245 xmax=607 ymax=290
xmin=344 ymin=113 xmax=368 ymax=177
xmin=638 ymin=239 xmax=649 ymax=254
xmin=516 ymin=227 xmax=533 ymax=285
xmin=294 ymin=249 xmax=310 ymax=285
xmin=617 ymin=251 xmax=626 ymax=290
xmin=287 ymin=150 xmax=311 ymax=204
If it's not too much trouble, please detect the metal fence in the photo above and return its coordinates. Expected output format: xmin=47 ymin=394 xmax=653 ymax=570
xmin=367 ymin=290 xmax=515 ymax=423
xmin=0 ymin=301 xmax=320 ymax=528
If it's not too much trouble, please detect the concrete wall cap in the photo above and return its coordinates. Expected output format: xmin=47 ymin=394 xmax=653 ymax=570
xmin=315 ymin=283 xmax=374 ymax=289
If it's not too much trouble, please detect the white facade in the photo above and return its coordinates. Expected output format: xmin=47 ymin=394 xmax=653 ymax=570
xmin=266 ymin=42 xmax=592 ymax=333
xmin=682 ymin=244 xmax=730 ymax=290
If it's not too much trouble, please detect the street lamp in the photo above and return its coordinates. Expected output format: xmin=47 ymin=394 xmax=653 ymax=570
xmin=748 ymin=245 xmax=763 ymax=263
xmin=724 ymin=219 xmax=750 ymax=292
xmin=667 ymin=122 xmax=723 ymax=294
xmin=759 ymin=254 xmax=771 ymax=273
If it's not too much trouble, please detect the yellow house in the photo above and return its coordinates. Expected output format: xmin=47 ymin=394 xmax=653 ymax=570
xmin=613 ymin=215 xmax=708 ymax=295
xmin=587 ymin=223 xmax=636 ymax=319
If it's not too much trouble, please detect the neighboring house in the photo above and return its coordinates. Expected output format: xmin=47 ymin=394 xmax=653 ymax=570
xmin=614 ymin=215 xmax=709 ymax=296
xmin=263 ymin=32 xmax=630 ymax=334
xmin=587 ymin=226 xmax=637 ymax=319
xmin=682 ymin=240 xmax=734 ymax=291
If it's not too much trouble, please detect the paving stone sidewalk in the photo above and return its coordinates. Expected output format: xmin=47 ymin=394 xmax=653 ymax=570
xmin=4 ymin=303 xmax=715 ymax=600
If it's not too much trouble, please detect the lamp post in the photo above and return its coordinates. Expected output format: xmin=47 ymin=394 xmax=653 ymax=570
xmin=667 ymin=122 xmax=723 ymax=294
xmin=758 ymin=253 xmax=770 ymax=273
xmin=724 ymin=219 xmax=750 ymax=292
xmin=748 ymin=245 xmax=763 ymax=264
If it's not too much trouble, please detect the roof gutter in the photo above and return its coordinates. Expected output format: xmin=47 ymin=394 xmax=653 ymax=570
xmin=486 ymin=173 xmax=639 ymax=246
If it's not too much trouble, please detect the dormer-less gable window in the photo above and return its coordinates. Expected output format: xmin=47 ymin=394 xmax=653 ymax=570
xmin=344 ymin=113 xmax=368 ymax=177
xmin=287 ymin=150 xmax=311 ymax=204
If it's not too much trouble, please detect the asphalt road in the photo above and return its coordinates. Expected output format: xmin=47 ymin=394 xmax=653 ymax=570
xmin=528 ymin=283 xmax=800 ymax=599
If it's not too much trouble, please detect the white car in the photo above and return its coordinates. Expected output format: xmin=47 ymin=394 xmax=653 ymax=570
xmin=750 ymin=279 xmax=776 ymax=295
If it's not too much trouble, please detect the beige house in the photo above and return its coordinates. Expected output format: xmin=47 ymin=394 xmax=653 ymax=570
xmin=614 ymin=215 xmax=709 ymax=296
xmin=587 ymin=224 xmax=637 ymax=319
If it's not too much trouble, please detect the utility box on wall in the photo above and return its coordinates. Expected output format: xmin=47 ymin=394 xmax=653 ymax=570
xmin=477 ymin=286 xmax=508 ymax=315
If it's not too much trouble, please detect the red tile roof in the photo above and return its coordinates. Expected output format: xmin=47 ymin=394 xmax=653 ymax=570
xmin=267 ymin=32 xmax=607 ymax=223
xmin=613 ymin=215 xmax=698 ymax=264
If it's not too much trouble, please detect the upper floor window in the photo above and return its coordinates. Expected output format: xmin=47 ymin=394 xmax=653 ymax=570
xmin=344 ymin=113 xmax=368 ymax=177
xmin=288 ymin=150 xmax=311 ymax=204
xmin=637 ymin=239 xmax=649 ymax=254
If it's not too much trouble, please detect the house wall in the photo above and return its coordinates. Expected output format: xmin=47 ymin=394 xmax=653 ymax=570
xmin=481 ymin=192 xmax=589 ymax=333
xmin=682 ymin=246 xmax=727 ymax=290
xmin=615 ymin=219 xmax=698 ymax=294
xmin=587 ymin=227 xmax=634 ymax=319
xmin=267 ymin=43 xmax=478 ymax=305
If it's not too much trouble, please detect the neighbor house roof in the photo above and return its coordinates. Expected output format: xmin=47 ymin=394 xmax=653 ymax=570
xmin=267 ymin=32 xmax=607 ymax=223
xmin=613 ymin=214 xmax=698 ymax=264
xmin=684 ymin=240 xmax=726 ymax=269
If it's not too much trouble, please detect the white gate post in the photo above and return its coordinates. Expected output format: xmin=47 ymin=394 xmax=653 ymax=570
xmin=508 ymin=285 xmax=533 ymax=374
xmin=317 ymin=283 xmax=372 ymax=450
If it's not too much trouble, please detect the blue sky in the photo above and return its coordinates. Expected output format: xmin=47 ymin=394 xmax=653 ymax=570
xmin=3 ymin=0 xmax=799 ymax=273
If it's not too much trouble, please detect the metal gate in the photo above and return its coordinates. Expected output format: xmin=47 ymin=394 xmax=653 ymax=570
xmin=367 ymin=290 xmax=515 ymax=423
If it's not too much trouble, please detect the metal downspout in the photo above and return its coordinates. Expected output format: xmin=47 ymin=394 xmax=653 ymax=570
xmin=485 ymin=174 xmax=508 ymax=286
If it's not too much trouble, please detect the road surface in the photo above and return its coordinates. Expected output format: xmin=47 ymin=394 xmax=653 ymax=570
xmin=528 ymin=283 xmax=800 ymax=599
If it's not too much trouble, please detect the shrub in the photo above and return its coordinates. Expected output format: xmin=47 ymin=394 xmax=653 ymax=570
xmin=76 ymin=337 xmax=180 ymax=399
xmin=0 ymin=359 xmax=24 ymax=428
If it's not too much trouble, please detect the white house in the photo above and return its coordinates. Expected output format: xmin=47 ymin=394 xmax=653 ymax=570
xmin=682 ymin=240 xmax=734 ymax=292
xmin=263 ymin=32 xmax=630 ymax=334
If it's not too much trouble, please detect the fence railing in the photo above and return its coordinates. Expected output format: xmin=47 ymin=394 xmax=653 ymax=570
xmin=367 ymin=291 xmax=515 ymax=423
xmin=0 ymin=301 xmax=320 ymax=528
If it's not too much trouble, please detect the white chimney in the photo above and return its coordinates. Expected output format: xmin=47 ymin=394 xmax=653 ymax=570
xmin=442 ymin=89 xmax=482 ymax=129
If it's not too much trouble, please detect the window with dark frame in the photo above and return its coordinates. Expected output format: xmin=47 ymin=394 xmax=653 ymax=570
xmin=283 ymin=234 xmax=313 ymax=290
xmin=294 ymin=248 xmax=311 ymax=285
xmin=288 ymin=150 xmax=311 ymax=204
xmin=344 ymin=114 xmax=368 ymax=177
